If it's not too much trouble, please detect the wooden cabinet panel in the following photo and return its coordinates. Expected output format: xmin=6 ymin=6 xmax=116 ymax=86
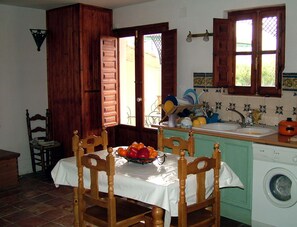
xmin=47 ymin=4 xmax=112 ymax=157
xmin=220 ymin=139 xmax=252 ymax=225
xmin=81 ymin=5 xmax=113 ymax=91
xmin=0 ymin=149 xmax=20 ymax=189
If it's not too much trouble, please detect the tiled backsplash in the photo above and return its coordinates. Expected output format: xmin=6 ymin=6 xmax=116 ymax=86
xmin=193 ymin=72 xmax=297 ymax=126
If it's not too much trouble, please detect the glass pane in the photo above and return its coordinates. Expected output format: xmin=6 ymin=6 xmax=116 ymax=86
xmin=262 ymin=16 xmax=277 ymax=51
xmin=235 ymin=55 xmax=251 ymax=86
xmin=261 ymin=54 xmax=276 ymax=87
xmin=119 ymin=37 xmax=136 ymax=126
xmin=236 ymin=20 xmax=252 ymax=52
xmin=269 ymin=174 xmax=292 ymax=201
xmin=143 ymin=34 xmax=162 ymax=128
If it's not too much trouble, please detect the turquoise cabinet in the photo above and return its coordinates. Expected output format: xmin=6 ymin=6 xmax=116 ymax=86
xmin=219 ymin=138 xmax=252 ymax=225
xmin=163 ymin=129 xmax=252 ymax=225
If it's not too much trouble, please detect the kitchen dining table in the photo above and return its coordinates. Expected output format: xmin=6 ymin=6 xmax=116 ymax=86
xmin=51 ymin=147 xmax=244 ymax=227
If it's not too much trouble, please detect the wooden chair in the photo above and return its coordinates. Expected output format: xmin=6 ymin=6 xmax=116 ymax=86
xmin=26 ymin=109 xmax=61 ymax=173
xmin=79 ymin=147 xmax=151 ymax=227
xmin=170 ymin=143 xmax=221 ymax=227
xmin=72 ymin=128 xmax=108 ymax=226
xmin=158 ymin=127 xmax=195 ymax=156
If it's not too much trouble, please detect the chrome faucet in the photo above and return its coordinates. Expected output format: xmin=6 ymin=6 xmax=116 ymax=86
xmin=226 ymin=107 xmax=246 ymax=127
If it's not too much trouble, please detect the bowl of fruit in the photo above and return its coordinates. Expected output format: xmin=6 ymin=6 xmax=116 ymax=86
xmin=117 ymin=142 xmax=165 ymax=165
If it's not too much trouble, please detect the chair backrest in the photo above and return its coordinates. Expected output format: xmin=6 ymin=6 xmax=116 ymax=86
xmin=72 ymin=128 xmax=108 ymax=167
xmin=26 ymin=109 xmax=51 ymax=142
xmin=158 ymin=127 xmax=195 ymax=156
xmin=178 ymin=143 xmax=221 ymax=227
xmin=80 ymin=147 xmax=116 ymax=226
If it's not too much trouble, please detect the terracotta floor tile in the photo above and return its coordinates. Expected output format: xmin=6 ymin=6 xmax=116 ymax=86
xmin=0 ymin=217 xmax=13 ymax=226
xmin=2 ymin=210 xmax=35 ymax=223
xmin=22 ymin=190 xmax=44 ymax=199
xmin=47 ymin=185 xmax=73 ymax=197
xmin=40 ymin=222 xmax=65 ymax=227
xmin=39 ymin=208 xmax=71 ymax=221
xmin=30 ymin=193 xmax=57 ymax=203
xmin=24 ymin=203 xmax=53 ymax=215
xmin=52 ymin=214 xmax=74 ymax=226
xmin=13 ymin=199 xmax=38 ymax=209
xmin=44 ymin=197 xmax=71 ymax=206
xmin=15 ymin=215 xmax=49 ymax=226
xmin=0 ymin=172 xmax=249 ymax=227
xmin=0 ymin=205 xmax=21 ymax=217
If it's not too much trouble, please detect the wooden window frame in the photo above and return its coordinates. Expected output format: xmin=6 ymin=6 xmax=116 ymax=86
xmin=214 ymin=5 xmax=285 ymax=97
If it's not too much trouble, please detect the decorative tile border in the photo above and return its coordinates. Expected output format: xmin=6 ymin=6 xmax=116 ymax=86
xmin=193 ymin=72 xmax=297 ymax=91
xmin=283 ymin=73 xmax=297 ymax=91
xmin=193 ymin=73 xmax=213 ymax=88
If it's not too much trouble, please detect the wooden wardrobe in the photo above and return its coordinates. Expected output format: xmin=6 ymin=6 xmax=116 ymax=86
xmin=46 ymin=4 xmax=114 ymax=157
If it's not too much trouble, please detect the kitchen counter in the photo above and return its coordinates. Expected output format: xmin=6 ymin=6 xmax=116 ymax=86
xmin=153 ymin=124 xmax=297 ymax=149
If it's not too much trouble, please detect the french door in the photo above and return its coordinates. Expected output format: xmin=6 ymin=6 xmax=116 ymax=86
xmin=113 ymin=23 xmax=176 ymax=147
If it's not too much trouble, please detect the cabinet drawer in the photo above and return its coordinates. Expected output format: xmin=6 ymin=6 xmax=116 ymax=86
xmin=0 ymin=151 xmax=19 ymax=189
xmin=0 ymin=159 xmax=17 ymax=170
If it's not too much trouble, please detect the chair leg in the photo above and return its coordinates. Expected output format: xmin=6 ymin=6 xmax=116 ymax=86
xmin=30 ymin=147 xmax=36 ymax=173
xmin=40 ymin=148 xmax=46 ymax=172
xmin=46 ymin=149 xmax=50 ymax=170
xmin=73 ymin=187 xmax=79 ymax=227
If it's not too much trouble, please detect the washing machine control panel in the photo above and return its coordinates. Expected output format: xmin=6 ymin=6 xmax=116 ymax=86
xmin=253 ymin=143 xmax=297 ymax=166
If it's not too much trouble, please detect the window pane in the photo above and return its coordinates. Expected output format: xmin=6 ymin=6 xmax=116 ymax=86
xmin=236 ymin=20 xmax=252 ymax=52
xmin=143 ymin=34 xmax=162 ymax=128
xmin=262 ymin=16 xmax=277 ymax=51
xmin=119 ymin=37 xmax=136 ymax=126
xmin=261 ymin=54 xmax=276 ymax=87
xmin=235 ymin=55 xmax=251 ymax=86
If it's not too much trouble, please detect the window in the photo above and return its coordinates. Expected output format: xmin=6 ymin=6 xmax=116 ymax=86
xmin=213 ymin=5 xmax=285 ymax=97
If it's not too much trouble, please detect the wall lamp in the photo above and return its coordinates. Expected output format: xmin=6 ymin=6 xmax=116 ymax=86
xmin=30 ymin=29 xmax=47 ymax=51
xmin=186 ymin=30 xmax=213 ymax=42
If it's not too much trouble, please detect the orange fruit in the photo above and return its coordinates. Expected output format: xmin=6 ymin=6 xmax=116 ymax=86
xmin=117 ymin=147 xmax=128 ymax=157
xmin=147 ymin=146 xmax=155 ymax=155
xmin=150 ymin=151 xmax=158 ymax=158
xmin=131 ymin=142 xmax=138 ymax=148
xmin=137 ymin=142 xmax=145 ymax=150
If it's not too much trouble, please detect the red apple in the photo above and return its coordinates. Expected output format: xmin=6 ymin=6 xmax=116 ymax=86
xmin=128 ymin=146 xmax=138 ymax=158
xmin=137 ymin=147 xmax=150 ymax=159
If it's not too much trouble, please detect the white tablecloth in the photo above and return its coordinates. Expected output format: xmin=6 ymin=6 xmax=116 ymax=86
xmin=51 ymin=148 xmax=243 ymax=226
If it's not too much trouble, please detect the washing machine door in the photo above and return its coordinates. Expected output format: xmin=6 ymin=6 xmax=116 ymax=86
xmin=264 ymin=167 xmax=297 ymax=208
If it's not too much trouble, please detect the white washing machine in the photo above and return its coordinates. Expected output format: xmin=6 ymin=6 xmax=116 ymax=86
xmin=252 ymin=143 xmax=297 ymax=227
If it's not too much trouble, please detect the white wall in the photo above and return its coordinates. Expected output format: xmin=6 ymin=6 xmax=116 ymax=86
xmin=113 ymin=0 xmax=297 ymax=97
xmin=0 ymin=4 xmax=47 ymax=175
xmin=1 ymin=0 xmax=297 ymax=175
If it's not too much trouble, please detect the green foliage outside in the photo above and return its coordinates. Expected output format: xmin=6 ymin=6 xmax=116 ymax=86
xmin=236 ymin=59 xmax=275 ymax=87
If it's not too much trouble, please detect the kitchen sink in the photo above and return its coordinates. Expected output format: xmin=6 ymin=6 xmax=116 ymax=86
xmin=235 ymin=127 xmax=275 ymax=136
xmin=193 ymin=122 xmax=241 ymax=132
xmin=193 ymin=122 xmax=277 ymax=138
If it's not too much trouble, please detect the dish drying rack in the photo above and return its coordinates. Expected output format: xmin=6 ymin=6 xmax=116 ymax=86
xmin=159 ymin=104 xmax=203 ymax=124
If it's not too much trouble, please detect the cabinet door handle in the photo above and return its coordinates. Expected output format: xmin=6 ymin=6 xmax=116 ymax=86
xmin=136 ymin=97 xmax=142 ymax=102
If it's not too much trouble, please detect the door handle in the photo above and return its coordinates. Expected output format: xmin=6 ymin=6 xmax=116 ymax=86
xmin=136 ymin=97 xmax=142 ymax=102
